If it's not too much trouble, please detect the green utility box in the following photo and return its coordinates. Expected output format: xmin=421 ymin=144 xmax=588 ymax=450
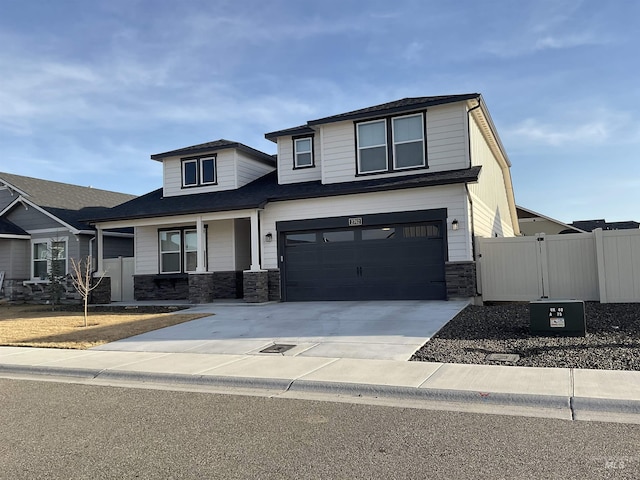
xmin=529 ymin=299 xmax=586 ymax=337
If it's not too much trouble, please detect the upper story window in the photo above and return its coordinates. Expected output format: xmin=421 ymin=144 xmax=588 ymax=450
xmin=393 ymin=114 xmax=425 ymax=169
xmin=357 ymin=120 xmax=388 ymax=173
xmin=293 ymin=136 xmax=314 ymax=169
xmin=181 ymin=155 xmax=217 ymax=188
xmin=356 ymin=112 xmax=426 ymax=175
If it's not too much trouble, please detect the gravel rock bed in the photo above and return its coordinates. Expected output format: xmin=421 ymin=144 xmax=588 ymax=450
xmin=411 ymin=303 xmax=640 ymax=371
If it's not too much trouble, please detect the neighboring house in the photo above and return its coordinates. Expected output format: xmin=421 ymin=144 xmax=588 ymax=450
xmin=89 ymin=93 xmax=519 ymax=303
xmin=570 ymin=219 xmax=640 ymax=232
xmin=517 ymin=206 xmax=585 ymax=236
xmin=0 ymin=172 xmax=136 ymax=301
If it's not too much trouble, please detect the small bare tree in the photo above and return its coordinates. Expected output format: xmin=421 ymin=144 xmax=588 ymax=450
xmin=70 ymin=256 xmax=106 ymax=327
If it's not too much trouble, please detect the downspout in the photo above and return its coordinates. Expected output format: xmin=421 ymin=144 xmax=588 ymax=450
xmin=466 ymin=97 xmax=481 ymax=296
xmin=465 ymin=183 xmax=480 ymax=296
xmin=89 ymin=236 xmax=96 ymax=274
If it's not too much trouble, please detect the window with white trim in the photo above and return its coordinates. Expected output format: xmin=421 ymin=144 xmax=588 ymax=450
xmin=31 ymin=238 xmax=68 ymax=280
xmin=357 ymin=120 xmax=388 ymax=173
xmin=159 ymin=228 xmax=207 ymax=274
xmin=184 ymin=229 xmax=198 ymax=272
xmin=181 ymin=156 xmax=217 ymax=187
xmin=33 ymin=242 xmax=48 ymax=279
xmin=392 ymin=114 xmax=425 ymax=169
xmin=356 ymin=112 xmax=427 ymax=174
xmin=294 ymin=137 xmax=313 ymax=168
xmin=159 ymin=230 xmax=182 ymax=273
xmin=182 ymin=160 xmax=198 ymax=187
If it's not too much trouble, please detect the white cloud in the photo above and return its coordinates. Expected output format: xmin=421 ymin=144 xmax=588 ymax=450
xmin=505 ymin=108 xmax=639 ymax=147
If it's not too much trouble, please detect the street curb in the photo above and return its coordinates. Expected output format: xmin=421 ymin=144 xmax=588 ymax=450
xmin=289 ymin=380 xmax=571 ymax=409
xmin=96 ymin=370 xmax=293 ymax=391
xmin=0 ymin=364 xmax=101 ymax=379
xmin=572 ymin=397 xmax=640 ymax=414
xmin=2 ymin=363 xmax=638 ymax=420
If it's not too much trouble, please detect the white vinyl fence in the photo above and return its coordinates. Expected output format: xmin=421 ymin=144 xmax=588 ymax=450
xmin=478 ymin=229 xmax=640 ymax=303
xmin=103 ymin=257 xmax=135 ymax=302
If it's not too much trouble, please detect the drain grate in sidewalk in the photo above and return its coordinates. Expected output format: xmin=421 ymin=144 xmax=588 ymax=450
xmin=260 ymin=344 xmax=296 ymax=354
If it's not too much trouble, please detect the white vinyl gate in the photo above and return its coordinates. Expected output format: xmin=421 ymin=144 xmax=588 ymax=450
xmin=478 ymin=229 xmax=640 ymax=303
xmin=103 ymin=257 xmax=135 ymax=302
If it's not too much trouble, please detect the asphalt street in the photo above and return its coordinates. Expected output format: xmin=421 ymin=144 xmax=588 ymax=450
xmin=1 ymin=378 xmax=639 ymax=479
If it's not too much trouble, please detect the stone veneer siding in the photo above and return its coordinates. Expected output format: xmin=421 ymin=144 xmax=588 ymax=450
xmin=134 ymin=274 xmax=189 ymax=301
xmin=90 ymin=276 xmax=111 ymax=304
xmin=188 ymin=273 xmax=214 ymax=304
xmin=445 ymin=261 xmax=477 ymax=298
xmin=212 ymin=271 xmax=244 ymax=299
xmin=2 ymin=280 xmax=28 ymax=302
xmin=267 ymin=269 xmax=280 ymax=302
xmin=243 ymin=271 xmax=268 ymax=303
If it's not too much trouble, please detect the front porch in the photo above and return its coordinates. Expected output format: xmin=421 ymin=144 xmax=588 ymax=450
xmin=94 ymin=209 xmax=281 ymax=304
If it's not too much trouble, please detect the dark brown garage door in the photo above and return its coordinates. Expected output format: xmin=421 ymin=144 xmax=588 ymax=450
xmin=282 ymin=221 xmax=445 ymax=301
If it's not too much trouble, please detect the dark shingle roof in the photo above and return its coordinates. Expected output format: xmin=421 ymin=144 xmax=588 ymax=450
xmin=86 ymin=167 xmax=481 ymax=223
xmin=0 ymin=217 xmax=28 ymax=236
xmin=571 ymin=219 xmax=640 ymax=231
xmin=265 ymin=94 xmax=481 ymax=140
xmin=150 ymin=139 xmax=275 ymax=165
xmin=0 ymin=172 xmax=136 ymax=230
xmin=264 ymin=125 xmax=316 ymax=141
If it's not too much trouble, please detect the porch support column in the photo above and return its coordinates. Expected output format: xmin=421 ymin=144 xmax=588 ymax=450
xmin=249 ymin=209 xmax=262 ymax=271
xmin=95 ymin=226 xmax=105 ymax=276
xmin=196 ymin=216 xmax=206 ymax=273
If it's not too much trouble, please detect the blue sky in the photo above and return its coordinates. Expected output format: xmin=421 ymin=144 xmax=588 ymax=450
xmin=1 ymin=0 xmax=638 ymax=223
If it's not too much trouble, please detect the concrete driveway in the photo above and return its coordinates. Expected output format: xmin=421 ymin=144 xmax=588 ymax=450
xmin=93 ymin=300 xmax=470 ymax=361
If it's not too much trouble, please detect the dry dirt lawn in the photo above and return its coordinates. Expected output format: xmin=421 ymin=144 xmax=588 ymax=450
xmin=0 ymin=304 xmax=209 ymax=350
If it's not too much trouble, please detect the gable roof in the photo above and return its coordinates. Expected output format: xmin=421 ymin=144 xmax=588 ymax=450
xmin=0 ymin=172 xmax=136 ymax=231
xmin=265 ymin=94 xmax=480 ymax=140
xmin=150 ymin=139 xmax=276 ymax=165
xmin=87 ymin=166 xmax=482 ymax=223
xmin=0 ymin=217 xmax=29 ymax=237
xmin=516 ymin=206 xmax=586 ymax=234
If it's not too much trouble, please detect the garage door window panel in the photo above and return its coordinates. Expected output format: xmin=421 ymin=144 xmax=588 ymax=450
xmin=322 ymin=230 xmax=355 ymax=243
xmin=362 ymin=227 xmax=396 ymax=240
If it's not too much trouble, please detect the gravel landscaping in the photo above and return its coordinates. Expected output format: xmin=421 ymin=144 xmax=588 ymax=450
xmin=411 ymin=303 xmax=640 ymax=371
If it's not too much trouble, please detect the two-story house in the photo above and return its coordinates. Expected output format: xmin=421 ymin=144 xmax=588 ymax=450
xmin=90 ymin=93 xmax=519 ymax=303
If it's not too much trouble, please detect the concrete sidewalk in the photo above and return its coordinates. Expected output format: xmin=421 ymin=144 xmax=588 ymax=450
xmin=1 ymin=346 xmax=639 ymax=424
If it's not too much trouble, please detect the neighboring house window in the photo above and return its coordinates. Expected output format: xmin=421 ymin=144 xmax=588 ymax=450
xmin=392 ymin=114 xmax=425 ymax=169
xmin=356 ymin=112 xmax=427 ymax=174
xmin=33 ymin=242 xmax=48 ymax=279
xmin=31 ymin=238 xmax=68 ymax=280
xmin=294 ymin=137 xmax=314 ymax=168
xmin=181 ymin=156 xmax=217 ymax=188
xmin=159 ymin=227 xmax=207 ymax=273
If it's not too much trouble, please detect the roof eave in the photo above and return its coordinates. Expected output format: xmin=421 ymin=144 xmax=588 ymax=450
xmin=307 ymin=94 xmax=481 ymax=126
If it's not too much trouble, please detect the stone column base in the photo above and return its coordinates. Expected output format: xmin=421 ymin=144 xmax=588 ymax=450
xmin=90 ymin=276 xmax=111 ymax=304
xmin=189 ymin=273 xmax=215 ymax=304
xmin=243 ymin=270 xmax=269 ymax=303
xmin=445 ymin=261 xmax=477 ymax=298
